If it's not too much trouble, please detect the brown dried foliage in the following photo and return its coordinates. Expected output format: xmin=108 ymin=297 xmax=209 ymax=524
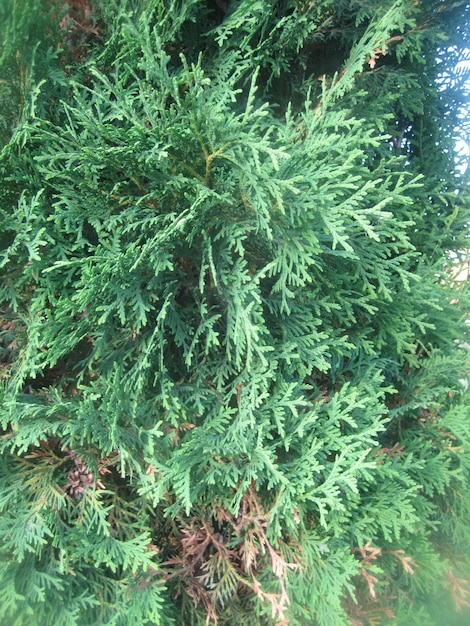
xmin=163 ymin=485 xmax=299 ymax=625
xmin=352 ymin=542 xmax=416 ymax=598
xmin=58 ymin=0 xmax=101 ymax=61
xmin=347 ymin=542 xmax=417 ymax=624
xmin=446 ymin=568 xmax=470 ymax=613
xmin=0 ymin=309 xmax=22 ymax=381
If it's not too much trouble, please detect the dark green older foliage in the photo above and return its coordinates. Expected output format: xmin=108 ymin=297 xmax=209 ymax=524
xmin=0 ymin=1 xmax=469 ymax=624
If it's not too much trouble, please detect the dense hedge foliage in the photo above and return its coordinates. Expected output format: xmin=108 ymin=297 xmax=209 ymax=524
xmin=0 ymin=1 xmax=469 ymax=624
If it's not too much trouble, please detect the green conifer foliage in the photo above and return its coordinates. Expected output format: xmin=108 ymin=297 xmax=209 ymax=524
xmin=0 ymin=1 xmax=469 ymax=624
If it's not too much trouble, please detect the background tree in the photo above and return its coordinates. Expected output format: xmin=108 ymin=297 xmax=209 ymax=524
xmin=0 ymin=1 xmax=469 ymax=624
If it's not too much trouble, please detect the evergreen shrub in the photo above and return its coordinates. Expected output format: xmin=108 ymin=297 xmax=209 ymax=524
xmin=0 ymin=1 xmax=469 ymax=624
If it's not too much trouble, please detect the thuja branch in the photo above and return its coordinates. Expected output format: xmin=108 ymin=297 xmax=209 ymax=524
xmin=171 ymin=147 xmax=226 ymax=187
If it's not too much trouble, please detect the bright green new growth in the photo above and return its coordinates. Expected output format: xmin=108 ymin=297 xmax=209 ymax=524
xmin=0 ymin=1 xmax=469 ymax=624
